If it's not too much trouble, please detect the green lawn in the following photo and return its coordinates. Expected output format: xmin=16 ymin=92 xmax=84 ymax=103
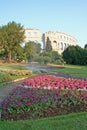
xmin=0 ymin=63 xmax=87 ymax=79
xmin=0 ymin=63 xmax=26 ymax=70
xmin=0 ymin=112 xmax=87 ymax=130
xmin=50 ymin=64 xmax=87 ymax=79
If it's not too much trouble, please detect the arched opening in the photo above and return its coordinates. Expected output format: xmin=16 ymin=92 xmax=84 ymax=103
xmin=64 ymin=43 xmax=66 ymax=50
xmin=53 ymin=40 xmax=57 ymax=47
xmin=60 ymin=42 xmax=63 ymax=50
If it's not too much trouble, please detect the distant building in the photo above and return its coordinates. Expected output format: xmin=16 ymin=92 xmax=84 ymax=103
xmin=24 ymin=28 xmax=78 ymax=54
xmin=42 ymin=31 xmax=77 ymax=54
xmin=24 ymin=28 xmax=41 ymax=43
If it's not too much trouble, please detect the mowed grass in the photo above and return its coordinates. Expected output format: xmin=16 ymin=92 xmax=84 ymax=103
xmin=0 ymin=112 xmax=87 ymax=130
xmin=0 ymin=63 xmax=26 ymax=70
xmin=0 ymin=63 xmax=87 ymax=78
xmin=50 ymin=64 xmax=87 ymax=79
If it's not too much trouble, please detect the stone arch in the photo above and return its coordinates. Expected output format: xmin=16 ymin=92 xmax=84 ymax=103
xmin=53 ymin=40 xmax=57 ymax=47
xmin=67 ymin=44 xmax=69 ymax=48
xmin=58 ymin=43 xmax=60 ymax=49
xmin=60 ymin=42 xmax=63 ymax=50
xmin=64 ymin=43 xmax=66 ymax=50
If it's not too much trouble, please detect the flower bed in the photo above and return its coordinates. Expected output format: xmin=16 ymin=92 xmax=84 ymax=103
xmin=0 ymin=75 xmax=87 ymax=120
xmin=22 ymin=75 xmax=87 ymax=90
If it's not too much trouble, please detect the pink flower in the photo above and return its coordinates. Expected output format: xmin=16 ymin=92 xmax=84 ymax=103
xmin=22 ymin=75 xmax=87 ymax=90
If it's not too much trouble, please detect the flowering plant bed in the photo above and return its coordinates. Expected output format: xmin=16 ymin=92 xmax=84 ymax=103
xmin=22 ymin=75 xmax=87 ymax=90
xmin=0 ymin=75 xmax=87 ymax=120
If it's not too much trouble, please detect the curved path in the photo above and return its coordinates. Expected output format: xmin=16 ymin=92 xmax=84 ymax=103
xmin=0 ymin=79 xmax=26 ymax=103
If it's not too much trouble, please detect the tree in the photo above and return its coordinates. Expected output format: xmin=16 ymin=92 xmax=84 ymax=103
xmin=24 ymin=41 xmax=36 ymax=62
xmin=0 ymin=21 xmax=25 ymax=62
xmin=24 ymin=41 xmax=42 ymax=62
xmin=45 ymin=37 xmax=52 ymax=52
xmin=51 ymin=51 xmax=64 ymax=64
xmin=62 ymin=45 xmax=86 ymax=65
xmin=12 ymin=45 xmax=26 ymax=62
xmin=34 ymin=43 xmax=41 ymax=54
xmin=84 ymin=43 xmax=87 ymax=49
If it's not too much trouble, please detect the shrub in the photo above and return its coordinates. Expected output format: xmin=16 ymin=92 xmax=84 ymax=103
xmin=0 ymin=72 xmax=12 ymax=83
xmin=9 ymin=70 xmax=32 ymax=76
xmin=0 ymin=70 xmax=32 ymax=83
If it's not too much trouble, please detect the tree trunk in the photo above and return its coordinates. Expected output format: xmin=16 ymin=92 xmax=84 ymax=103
xmin=8 ymin=50 xmax=11 ymax=62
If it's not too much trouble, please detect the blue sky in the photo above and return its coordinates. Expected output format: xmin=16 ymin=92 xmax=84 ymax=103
xmin=0 ymin=0 xmax=87 ymax=47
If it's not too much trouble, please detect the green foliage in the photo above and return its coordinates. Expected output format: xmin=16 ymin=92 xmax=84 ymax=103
xmin=0 ymin=49 xmax=8 ymax=59
xmin=24 ymin=41 xmax=41 ymax=62
xmin=12 ymin=45 xmax=26 ymax=62
xmin=63 ymin=45 xmax=87 ymax=65
xmin=43 ymin=56 xmax=51 ymax=65
xmin=51 ymin=51 xmax=64 ymax=64
xmin=45 ymin=37 xmax=52 ymax=52
xmin=40 ymin=51 xmax=52 ymax=57
xmin=8 ymin=69 xmax=32 ymax=76
xmin=35 ymin=52 xmax=50 ymax=65
xmin=84 ymin=43 xmax=87 ymax=48
xmin=24 ymin=42 xmax=35 ymax=62
xmin=34 ymin=43 xmax=41 ymax=54
xmin=0 ymin=21 xmax=25 ymax=62
xmin=36 ymin=51 xmax=64 ymax=65
xmin=0 ymin=69 xmax=32 ymax=83
xmin=35 ymin=56 xmax=44 ymax=64
xmin=0 ymin=71 xmax=12 ymax=83
xmin=35 ymin=55 xmax=51 ymax=65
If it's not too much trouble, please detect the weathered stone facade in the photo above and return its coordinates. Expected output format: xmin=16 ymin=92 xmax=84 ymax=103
xmin=24 ymin=28 xmax=41 ymax=43
xmin=42 ymin=31 xmax=77 ymax=54
xmin=24 ymin=28 xmax=77 ymax=54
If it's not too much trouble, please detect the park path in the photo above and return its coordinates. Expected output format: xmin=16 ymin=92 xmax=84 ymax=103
xmin=0 ymin=79 xmax=26 ymax=103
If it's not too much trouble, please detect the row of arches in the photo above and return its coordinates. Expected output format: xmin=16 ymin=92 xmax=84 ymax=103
xmin=53 ymin=40 xmax=70 ymax=51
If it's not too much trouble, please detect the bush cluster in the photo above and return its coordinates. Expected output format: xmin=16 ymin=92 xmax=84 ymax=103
xmin=35 ymin=51 xmax=64 ymax=65
xmin=0 ymin=70 xmax=32 ymax=83
xmin=63 ymin=46 xmax=87 ymax=65
xmin=0 ymin=72 xmax=11 ymax=83
xmin=8 ymin=70 xmax=32 ymax=76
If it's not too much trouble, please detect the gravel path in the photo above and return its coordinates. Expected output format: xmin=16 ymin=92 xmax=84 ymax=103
xmin=0 ymin=79 xmax=26 ymax=103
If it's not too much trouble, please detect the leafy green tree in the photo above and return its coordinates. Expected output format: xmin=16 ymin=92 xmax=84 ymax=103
xmin=24 ymin=41 xmax=36 ymax=62
xmin=40 ymin=51 xmax=52 ymax=57
xmin=12 ymin=45 xmax=26 ymax=62
xmin=51 ymin=51 xmax=64 ymax=64
xmin=35 ymin=56 xmax=44 ymax=64
xmin=38 ymin=51 xmax=64 ymax=65
xmin=35 ymin=51 xmax=51 ymax=65
xmin=83 ymin=49 xmax=87 ymax=65
xmin=84 ymin=43 xmax=87 ymax=49
xmin=35 ymin=55 xmax=51 ymax=65
xmin=43 ymin=56 xmax=51 ymax=65
xmin=62 ymin=45 xmax=86 ymax=65
xmin=0 ymin=21 xmax=25 ymax=62
xmin=24 ymin=41 xmax=42 ymax=62
xmin=34 ymin=43 xmax=41 ymax=54
xmin=45 ymin=37 xmax=52 ymax=52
